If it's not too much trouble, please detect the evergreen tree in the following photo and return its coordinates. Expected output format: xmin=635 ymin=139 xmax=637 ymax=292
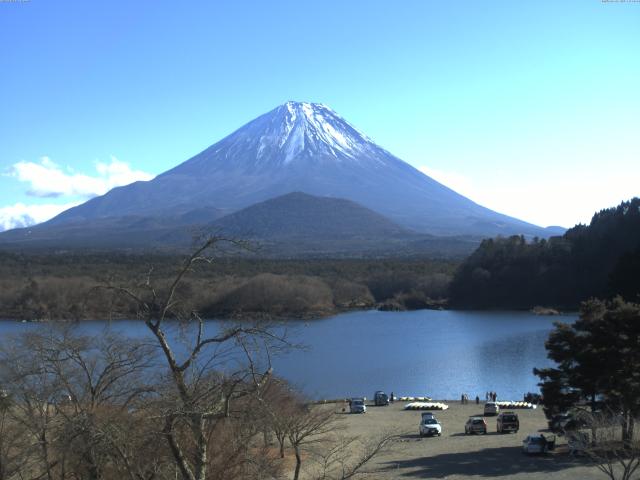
xmin=535 ymin=298 xmax=640 ymax=441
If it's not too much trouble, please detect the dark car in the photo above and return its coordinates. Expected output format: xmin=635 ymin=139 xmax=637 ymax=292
xmin=374 ymin=391 xmax=389 ymax=406
xmin=497 ymin=411 xmax=519 ymax=433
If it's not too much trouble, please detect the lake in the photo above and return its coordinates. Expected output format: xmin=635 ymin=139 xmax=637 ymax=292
xmin=0 ymin=309 xmax=575 ymax=401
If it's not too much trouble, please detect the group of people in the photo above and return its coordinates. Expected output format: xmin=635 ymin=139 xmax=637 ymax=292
xmin=460 ymin=391 xmax=499 ymax=404
xmin=460 ymin=393 xmax=482 ymax=404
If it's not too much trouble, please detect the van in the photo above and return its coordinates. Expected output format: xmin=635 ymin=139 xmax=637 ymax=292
xmin=374 ymin=391 xmax=389 ymax=406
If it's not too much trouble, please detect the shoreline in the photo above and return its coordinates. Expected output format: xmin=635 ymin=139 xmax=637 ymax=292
xmin=0 ymin=303 xmax=577 ymax=323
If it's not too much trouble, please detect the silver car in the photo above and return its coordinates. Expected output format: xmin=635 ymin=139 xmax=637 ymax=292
xmin=464 ymin=417 xmax=487 ymax=434
xmin=522 ymin=435 xmax=547 ymax=454
xmin=349 ymin=398 xmax=366 ymax=414
xmin=484 ymin=402 xmax=500 ymax=416
xmin=419 ymin=417 xmax=442 ymax=437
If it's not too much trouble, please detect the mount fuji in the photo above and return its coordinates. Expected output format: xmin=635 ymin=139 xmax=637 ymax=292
xmin=1 ymin=101 xmax=558 ymax=251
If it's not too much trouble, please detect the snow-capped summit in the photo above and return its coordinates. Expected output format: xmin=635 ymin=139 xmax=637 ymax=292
xmin=44 ymin=102 xmax=551 ymax=237
xmin=178 ymin=101 xmax=388 ymax=174
xmin=264 ymin=101 xmax=376 ymax=163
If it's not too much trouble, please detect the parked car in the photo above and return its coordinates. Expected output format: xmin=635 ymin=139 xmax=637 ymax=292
xmin=374 ymin=391 xmax=389 ymax=406
xmin=464 ymin=417 xmax=487 ymax=434
xmin=522 ymin=434 xmax=547 ymax=454
xmin=419 ymin=416 xmax=442 ymax=437
xmin=496 ymin=411 xmax=519 ymax=433
xmin=522 ymin=434 xmax=555 ymax=454
xmin=349 ymin=397 xmax=367 ymax=414
xmin=484 ymin=402 xmax=499 ymax=416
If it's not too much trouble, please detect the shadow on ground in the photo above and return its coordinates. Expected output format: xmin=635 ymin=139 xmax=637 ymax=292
xmin=381 ymin=446 xmax=589 ymax=478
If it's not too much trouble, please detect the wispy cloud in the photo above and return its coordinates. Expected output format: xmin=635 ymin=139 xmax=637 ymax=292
xmin=0 ymin=156 xmax=155 ymax=232
xmin=9 ymin=156 xmax=154 ymax=198
xmin=0 ymin=202 xmax=81 ymax=232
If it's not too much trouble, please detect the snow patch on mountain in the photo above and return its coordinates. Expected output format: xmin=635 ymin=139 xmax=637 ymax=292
xmin=251 ymin=101 xmax=380 ymax=164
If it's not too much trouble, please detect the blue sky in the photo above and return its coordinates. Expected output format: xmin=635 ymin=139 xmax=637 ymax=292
xmin=1 ymin=0 xmax=638 ymax=230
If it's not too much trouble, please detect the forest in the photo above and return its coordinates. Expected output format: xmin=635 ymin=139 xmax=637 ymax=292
xmin=449 ymin=198 xmax=640 ymax=309
xmin=0 ymin=252 xmax=455 ymax=321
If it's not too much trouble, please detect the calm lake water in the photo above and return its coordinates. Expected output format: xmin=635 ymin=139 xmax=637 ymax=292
xmin=0 ymin=309 xmax=576 ymax=401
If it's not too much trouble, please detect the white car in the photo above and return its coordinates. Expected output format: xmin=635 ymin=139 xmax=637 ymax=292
xmin=484 ymin=402 xmax=499 ymax=416
xmin=522 ymin=434 xmax=548 ymax=454
xmin=349 ymin=398 xmax=366 ymax=414
xmin=419 ymin=416 xmax=442 ymax=437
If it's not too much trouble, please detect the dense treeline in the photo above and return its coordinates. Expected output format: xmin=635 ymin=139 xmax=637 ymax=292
xmin=449 ymin=198 xmax=640 ymax=309
xmin=0 ymin=254 xmax=456 ymax=320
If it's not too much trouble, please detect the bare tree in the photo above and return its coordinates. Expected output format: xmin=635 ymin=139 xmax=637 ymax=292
xmin=0 ymin=326 xmax=162 ymax=480
xmin=259 ymin=378 xmax=299 ymax=459
xmin=100 ymin=236 xmax=286 ymax=480
xmin=310 ymin=431 xmax=399 ymax=480
xmin=0 ymin=391 xmax=31 ymax=480
xmin=566 ymin=410 xmax=640 ymax=480
xmin=286 ymin=403 xmax=337 ymax=480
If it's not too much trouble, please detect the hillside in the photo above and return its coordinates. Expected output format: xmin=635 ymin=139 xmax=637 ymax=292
xmin=212 ymin=192 xmax=407 ymax=239
xmin=449 ymin=198 xmax=640 ymax=309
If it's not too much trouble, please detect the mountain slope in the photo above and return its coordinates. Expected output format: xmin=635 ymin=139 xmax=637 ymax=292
xmin=202 ymin=192 xmax=480 ymax=257
xmin=211 ymin=192 xmax=408 ymax=240
xmin=0 ymin=192 xmax=480 ymax=257
xmin=43 ymin=101 xmax=551 ymax=237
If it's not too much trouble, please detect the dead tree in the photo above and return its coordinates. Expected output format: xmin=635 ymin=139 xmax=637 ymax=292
xmin=0 ymin=327 xmax=160 ymax=480
xmin=0 ymin=391 xmax=30 ymax=480
xmin=567 ymin=410 xmax=640 ymax=480
xmin=100 ymin=236 xmax=285 ymax=480
xmin=310 ymin=431 xmax=399 ymax=480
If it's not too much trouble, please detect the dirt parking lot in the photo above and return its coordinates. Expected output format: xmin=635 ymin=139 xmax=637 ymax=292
xmin=334 ymin=400 xmax=605 ymax=479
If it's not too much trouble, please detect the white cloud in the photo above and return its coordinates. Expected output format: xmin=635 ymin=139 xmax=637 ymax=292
xmin=0 ymin=156 xmax=156 ymax=232
xmin=10 ymin=156 xmax=155 ymax=199
xmin=0 ymin=202 xmax=81 ymax=232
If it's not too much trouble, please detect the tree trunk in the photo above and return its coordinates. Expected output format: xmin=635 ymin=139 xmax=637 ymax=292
xmin=293 ymin=445 xmax=302 ymax=480
xmin=39 ymin=427 xmax=55 ymax=480
xmin=194 ymin=415 xmax=207 ymax=480
xmin=164 ymin=418 xmax=195 ymax=480
xmin=622 ymin=408 xmax=631 ymax=444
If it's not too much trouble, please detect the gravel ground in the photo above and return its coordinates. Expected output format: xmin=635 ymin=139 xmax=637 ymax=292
xmin=331 ymin=400 xmax=606 ymax=479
